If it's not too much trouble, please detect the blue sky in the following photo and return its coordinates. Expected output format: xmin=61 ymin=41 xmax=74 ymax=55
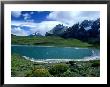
xmin=11 ymin=11 xmax=51 ymax=22
xmin=11 ymin=11 xmax=100 ymax=36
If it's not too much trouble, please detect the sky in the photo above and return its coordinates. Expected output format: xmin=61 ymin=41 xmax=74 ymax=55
xmin=11 ymin=11 xmax=100 ymax=36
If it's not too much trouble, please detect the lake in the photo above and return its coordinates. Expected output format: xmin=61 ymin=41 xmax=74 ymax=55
xmin=11 ymin=45 xmax=100 ymax=62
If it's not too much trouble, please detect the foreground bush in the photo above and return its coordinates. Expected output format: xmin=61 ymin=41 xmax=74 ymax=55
xmin=12 ymin=54 xmax=100 ymax=77
xmin=27 ymin=68 xmax=51 ymax=77
xmin=49 ymin=63 xmax=69 ymax=76
xmin=91 ymin=60 xmax=100 ymax=67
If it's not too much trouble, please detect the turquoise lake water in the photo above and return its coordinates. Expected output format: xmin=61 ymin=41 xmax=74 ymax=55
xmin=11 ymin=45 xmax=100 ymax=61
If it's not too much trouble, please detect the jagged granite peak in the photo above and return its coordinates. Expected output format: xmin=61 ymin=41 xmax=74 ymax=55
xmin=45 ymin=24 xmax=68 ymax=36
xmin=45 ymin=18 xmax=100 ymax=44
xmin=29 ymin=31 xmax=42 ymax=36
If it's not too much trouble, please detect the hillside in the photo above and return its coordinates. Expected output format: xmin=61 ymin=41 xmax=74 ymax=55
xmin=11 ymin=35 xmax=96 ymax=48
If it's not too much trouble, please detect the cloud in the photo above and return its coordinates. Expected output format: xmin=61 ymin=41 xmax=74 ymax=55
xmin=11 ymin=11 xmax=100 ymax=36
xmin=22 ymin=13 xmax=31 ymax=21
xmin=11 ymin=11 xmax=22 ymax=18
xmin=12 ymin=21 xmax=36 ymax=27
xmin=11 ymin=26 xmax=30 ymax=36
xmin=11 ymin=21 xmax=67 ymax=36
xmin=30 ymin=11 xmax=34 ymax=14
xmin=30 ymin=21 xmax=68 ymax=35
xmin=47 ymin=11 xmax=100 ymax=26
xmin=22 ymin=13 xmax=34 ymax=22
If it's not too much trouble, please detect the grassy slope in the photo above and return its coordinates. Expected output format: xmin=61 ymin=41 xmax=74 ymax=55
xmin=12 ymin=36 xmax=94 ymax=48
xmin=11 ymin=54 xmax=100 ymax=77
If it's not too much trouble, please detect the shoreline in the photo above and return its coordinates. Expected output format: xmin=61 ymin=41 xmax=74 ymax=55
xmin=11 ymin=44 xmax=99 ymax=49
xmin=22 ymin=56 xmax=100 ymax=63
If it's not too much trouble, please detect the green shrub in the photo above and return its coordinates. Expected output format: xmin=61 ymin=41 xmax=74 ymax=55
xmin=91 ymin=60 xmax=100 ymax=67
xmin=49 ymin=63 xmax=69 ymax=76
xmin=90 ymin=68 xmax=100 ymax=77
xmin=33 ymin=65 xmax=45 ymax=69
xmin=61 ymin=69 xmax=82 ymax=77
xmin=11 ymin=70 xmax=16 ymax=77
xmin=32 ymin=68 xmax=51 ymax=77
xmin=70 ymin=67 xmax=79 ymax=73
xmin=61 ymin=70 xmax=73 ymax=77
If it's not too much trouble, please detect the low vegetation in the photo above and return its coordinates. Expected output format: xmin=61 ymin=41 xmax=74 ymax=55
xmin=11 ymin=35 xmax=99 ymax=48
xmin=49 ymin=63 xmax=69 ymax=76
xmin=27 ymin=68 xmax=51 ymax=77
xmin=11 ymin=54 xmax=100 ymax=77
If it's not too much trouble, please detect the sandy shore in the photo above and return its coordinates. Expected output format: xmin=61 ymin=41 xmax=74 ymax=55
xmin=23 ymin=56 xmax=100 ymax=63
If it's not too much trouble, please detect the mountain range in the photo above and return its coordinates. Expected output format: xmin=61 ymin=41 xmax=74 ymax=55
xmin=45 ymin=18 xmax=100 ymax=44
xmin=12 ymin=18 xmax=100 ymax=44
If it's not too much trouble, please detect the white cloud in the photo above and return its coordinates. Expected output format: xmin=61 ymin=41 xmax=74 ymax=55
xmin=11 ymin=26 xmax=30 ymax=36
xmin=11 ymin=11 xmax=100 ymax=36
xmin=30 ymin=21 xmax=68 ymax=35
xmin=22 ymin=13 xmax=34 ymax=22
xmin=30 ymin=11 xmax=34 ymax=14
xmin=47 ymin=11 xmax=100 ymax=26
xmin=11 ymin=11 xmax=22 ymax=18
xmin=22 ymin=13 xmax=31 ymax=21
xmin=11 ymin=21 xmax=67 ymax=36
xmin=12 ymin=21 xmax=37 ymax=27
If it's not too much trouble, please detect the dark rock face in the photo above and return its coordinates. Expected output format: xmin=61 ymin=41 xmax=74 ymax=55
xmin=45 ymin=24 xmax=68 ymax=36
xmin=46 ymin=18 xmax=100 ymax=44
